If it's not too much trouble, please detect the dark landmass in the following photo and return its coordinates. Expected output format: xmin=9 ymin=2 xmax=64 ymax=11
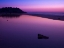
xmin=0 ymin=7 xmax=26 ymax=13
xmin=27 ymin=13 xmax=64 ymax=21
xmin=38 ymin=34 xmax=49 ymax=39
xmin=0 ymin=7 xmax=27 ymax=18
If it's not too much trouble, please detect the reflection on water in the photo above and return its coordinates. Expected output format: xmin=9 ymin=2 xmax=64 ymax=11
xmin=0 ymin=13 xmax=64 ymax=21
xmin=0 ymin=13 xmax=24 ymax=18
xmin=0 ymin=15 xmax=64 ymax=48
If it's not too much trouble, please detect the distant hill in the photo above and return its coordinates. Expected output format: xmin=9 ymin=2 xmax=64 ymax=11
xmin=0 ymin=7 xmax=26 ymax=13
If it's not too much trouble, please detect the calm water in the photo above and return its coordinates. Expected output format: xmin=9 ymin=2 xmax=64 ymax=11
xmin=0 ymin=15 xmax=64 ymax=48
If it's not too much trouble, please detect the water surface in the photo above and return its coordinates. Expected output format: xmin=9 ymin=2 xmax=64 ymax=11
xmin=0 ymin=15 xmax=64 ymax=48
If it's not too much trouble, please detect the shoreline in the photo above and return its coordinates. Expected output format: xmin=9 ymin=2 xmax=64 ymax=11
xmin=26 ymin=13 xmax=64 ymax=21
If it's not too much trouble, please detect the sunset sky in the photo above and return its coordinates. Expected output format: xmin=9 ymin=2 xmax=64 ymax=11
xmin=0 ymin=0 xmax=64 ymax=12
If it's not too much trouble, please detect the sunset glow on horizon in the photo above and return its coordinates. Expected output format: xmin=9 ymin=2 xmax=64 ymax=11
xmin=0 ymin=0 xmax=64 ymax=12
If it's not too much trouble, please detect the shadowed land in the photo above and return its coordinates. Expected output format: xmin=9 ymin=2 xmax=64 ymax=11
xmin=0 ymin=7 xmax=26 ymax=18
xmin=0 ymin=7 xmax=26 ymax=13
xmin=26 ymin=13 xmax=64 ymax=21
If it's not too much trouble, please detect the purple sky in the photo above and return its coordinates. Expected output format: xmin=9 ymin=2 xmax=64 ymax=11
xmin=0 ymin=0 xmax=64 ymax=12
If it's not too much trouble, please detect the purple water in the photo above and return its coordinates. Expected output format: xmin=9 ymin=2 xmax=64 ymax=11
xmin=0 ymin=14 xmax=64 ymax=48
